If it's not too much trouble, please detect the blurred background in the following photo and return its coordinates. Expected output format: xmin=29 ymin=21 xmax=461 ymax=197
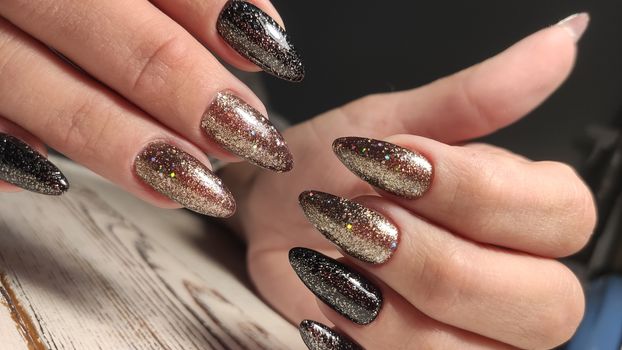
xmin=258 ymin=0 xmax=622 ymax=167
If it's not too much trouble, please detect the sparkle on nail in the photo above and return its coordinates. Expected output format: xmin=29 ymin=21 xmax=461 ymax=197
xmin=346 ymin=223 xmax=353 ymax=230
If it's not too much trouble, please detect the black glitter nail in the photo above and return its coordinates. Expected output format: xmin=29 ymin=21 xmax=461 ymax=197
xmin=289 ymin=247 xmax=382 ymax=325
xmin=299 ymin=320 xmax=363 ymax=350
xmin=217 ymin=0 xmax=305 ymax=82
xmin=0 ymin=133 xmax=69 ymax=195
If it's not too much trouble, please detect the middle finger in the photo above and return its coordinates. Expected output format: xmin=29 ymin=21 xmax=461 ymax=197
xmin=0 ymin=0 xmax=293 ymax=171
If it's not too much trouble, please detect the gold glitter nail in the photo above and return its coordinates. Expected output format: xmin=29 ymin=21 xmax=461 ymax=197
xmin=135 ymin=142 xmax=235 ymax=217
xmin=333 ymin=137 xmax=433 ymax=199
xmin=201 ymin=92 xmax=293 ymax=172
xmin=299 ymin=191 xmax=399 ymax=264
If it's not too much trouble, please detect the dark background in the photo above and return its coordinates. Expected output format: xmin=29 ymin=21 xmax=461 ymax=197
xmin=261 ymin=1 xmax=622 ymax=168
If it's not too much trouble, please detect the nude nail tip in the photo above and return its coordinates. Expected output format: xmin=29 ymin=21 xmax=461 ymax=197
xmin=557 ymin=12 xmax=590 ymax=42
xmin=299 ymin=191 xmax=398 ymax=264
xmin=0 ymin=133 xmax=69 ymax=195
xmin=333 ymin=137 xmax=432 ymax=199
xmin=134 ymin=142 xmax=235 ymax=217
xmin=217 ymin=0 xmax=305 ymax=82
xmin=201 ymin=92 xmax=293 ymax=172
xmin=289 ymin=247 xmax=382 ymax=325
xmin=299 ymin=320 xmax=363 ymax=350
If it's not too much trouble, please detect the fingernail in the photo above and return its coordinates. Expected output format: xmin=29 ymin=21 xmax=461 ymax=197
xmin=556 ymin=12 xmax=590 ymax=43
xmin=201 ymin=92 xmax=293 ymax=172
xmin=299 ymin=191 xmax=398 ymax=264
xmin=299 ymin=320 xmax=363 ymax=350
xmin=0 ymin=133 xmax=69 ymax=195
xmin=333 ymin=137 xmax=433 ymax=199
xmin=217 ymin=0 xmax=305 ymax=82
xmin=134 ymin=142 xmax=235 ymax=217
xmin=289 ymin=247 xmax=382 ymax=325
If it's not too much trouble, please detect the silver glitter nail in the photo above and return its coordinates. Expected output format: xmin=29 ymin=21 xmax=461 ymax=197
xmin=299 ymin=320 xmax=363 ymax=350
xmin=0 ymin=133 xmax=69 ymax=195
xmin=201 ymin=92 xmax=293 ymax=172
xmin=299 ymin=191 xmax=399 ymax=264
xmin=333 ymin=137 xmax=433 ymax=199
xmin=134 ymin=142 xmax=235 ymax=217
xmin=289 ymin=247 xmax=382 ymax=325
xmin=217 ymin=0 xmax=305 ymax=82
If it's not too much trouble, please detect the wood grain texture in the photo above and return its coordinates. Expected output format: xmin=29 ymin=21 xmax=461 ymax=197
xmin=0 ymin=157 xmax=302 ymax=349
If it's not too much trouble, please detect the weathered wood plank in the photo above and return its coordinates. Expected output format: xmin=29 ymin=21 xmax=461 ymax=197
xmin=0 ymin=157 xmax=301 ymax=349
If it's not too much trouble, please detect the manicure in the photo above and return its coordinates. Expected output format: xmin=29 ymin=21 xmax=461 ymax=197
xmin=289 ymin=247 xmax=382 ymax=325
xmin=333 ymin=137 xmax=433 ymax=199
xmin=0 ymin=133 xmax=69 ymax=195
xmin=201 ymin=92 xmax=293 ymax=172
xmin=299 ymin=320 xmax=363 ymax=350
xmin=217 ymin=0 xmax=305 ymax=82
xmin=556 ymin=13 xmax=589 ymax=43
xmin=299 ymin=191 xmax=398 ymax=264
xmin=134 ymin=142 xmax=235 ymax=217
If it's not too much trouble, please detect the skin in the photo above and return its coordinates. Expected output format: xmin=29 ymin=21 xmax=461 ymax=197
xmin=221 ymin=24 xmax=595 ymax=349
xmin=0 ymin=1 xmax=594 ymax=347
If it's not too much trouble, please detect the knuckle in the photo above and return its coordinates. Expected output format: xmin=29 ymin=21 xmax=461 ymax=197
xmin=540 ymin=161 xmax=596 ymax=254
xmin=532 ymin=267 xmax=585 ymax=348
xmin=130 ymin=33 xmax=190 ymax=97
xmin=415 ymin=242 xmax=474 ymax=318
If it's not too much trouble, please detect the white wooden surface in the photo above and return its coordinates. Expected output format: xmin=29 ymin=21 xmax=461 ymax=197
xmin=0 ymin=157 xmax=302 ymax=349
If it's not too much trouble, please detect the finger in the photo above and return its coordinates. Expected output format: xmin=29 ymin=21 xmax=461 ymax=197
xmin=296 ymin=193 xmax=585 ymax=349
xmin=332 ymin=136 xmax=596 ymax=257
xmin=0 ymin=118 xmax=69 ymax=194
xmin=0 ymin=17 xmax=234 ymax=217
xmin=335 ymin=14 xmax=585 ymax=144
xmin=152 ymin=0 xmax=304 ymax=80
xmin=0 ymin=0 xmax=294 ymax=171
xmin=290 ymin=248 xmax=513 ymax=349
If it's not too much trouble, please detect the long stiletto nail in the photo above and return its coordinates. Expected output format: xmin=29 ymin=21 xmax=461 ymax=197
xmin=201 ymin=92 xmax=293 ymax=172
xmin=556 ymin=13 xmax=589 ymax=43
xmin=299 ymin=320 xmax=363 ymax=350
xmin=289 ymin=247 xmax=382 ymax=325
xmin=0 ymin=133 xmax=69 ymax=195
xmin=333 ymin=137 xmax=433 ymax=199
xmin=299 ymin=191 xmax=398 ymax=264
xmin=217 ymin=0 xmax=305 ymax=82
xmin=134 ymin=142 xmax=235 ymax=217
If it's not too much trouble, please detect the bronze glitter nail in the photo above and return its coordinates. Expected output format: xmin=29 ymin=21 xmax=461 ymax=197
xmin=289 ymin=247 xmax=382 ymax=325
xmin=299 ymin=191 xmax=398 ymax=264
xmin=0 ymin=133 xmax=69 ymax=195
xmin=299 ymin=320 xmax=363 ymax=350
xmin=201 ymin=92 xmax=293 ymax=172
xmin=333 ymin=137 xmax=433 ymax=199
xmin=134 ymin=142 xmax=235 ymax=217
xmin=217 ymin=0 xmax=305 ymax=82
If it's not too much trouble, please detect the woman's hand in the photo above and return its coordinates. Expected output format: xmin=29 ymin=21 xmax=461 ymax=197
xmin=224 ymin=14 xmax=595 ymax=349
xmin=0 ymin=0 xmax=303 ymax=216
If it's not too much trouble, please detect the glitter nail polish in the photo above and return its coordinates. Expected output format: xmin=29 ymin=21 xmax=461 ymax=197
xmin=0 ymin=133 xmax=69 ymax=195
xmin=289 ymin=247 xmax=382 ymax=325
xmin=217 ymin=0 xmax=305 ymax=82
xmin=299 ymin=191 xmax=398 ymax=264
xmin=201 ymin=92 xmax=293 ymax=172
xmin=134 ymin=142 xmax=235 ymax=217
xmin=299 ymin=320 xmax=363 ymax=350
xmin=333 ymin=137 xmax=433 ymax=199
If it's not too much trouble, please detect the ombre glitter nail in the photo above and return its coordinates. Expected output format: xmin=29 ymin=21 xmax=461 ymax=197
xmin=217 ymin=0 xmax=305 ymax=82
xmin=289 ymin=247 xmax=382 ymax=325
xmin=0 ymin=133 xmax=69 ymax=195
xmin=134 ymin=142 xmax=235 ymax=217
xmin=333 ymin=137 xmax=433 ymax=199
xmin=201 ymin=92 xmax=293 ymax=172
xmin=299 ymin=320 xmax=363 ymax=350
xmin=299 ymin=191 xmax=398 ymax=264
